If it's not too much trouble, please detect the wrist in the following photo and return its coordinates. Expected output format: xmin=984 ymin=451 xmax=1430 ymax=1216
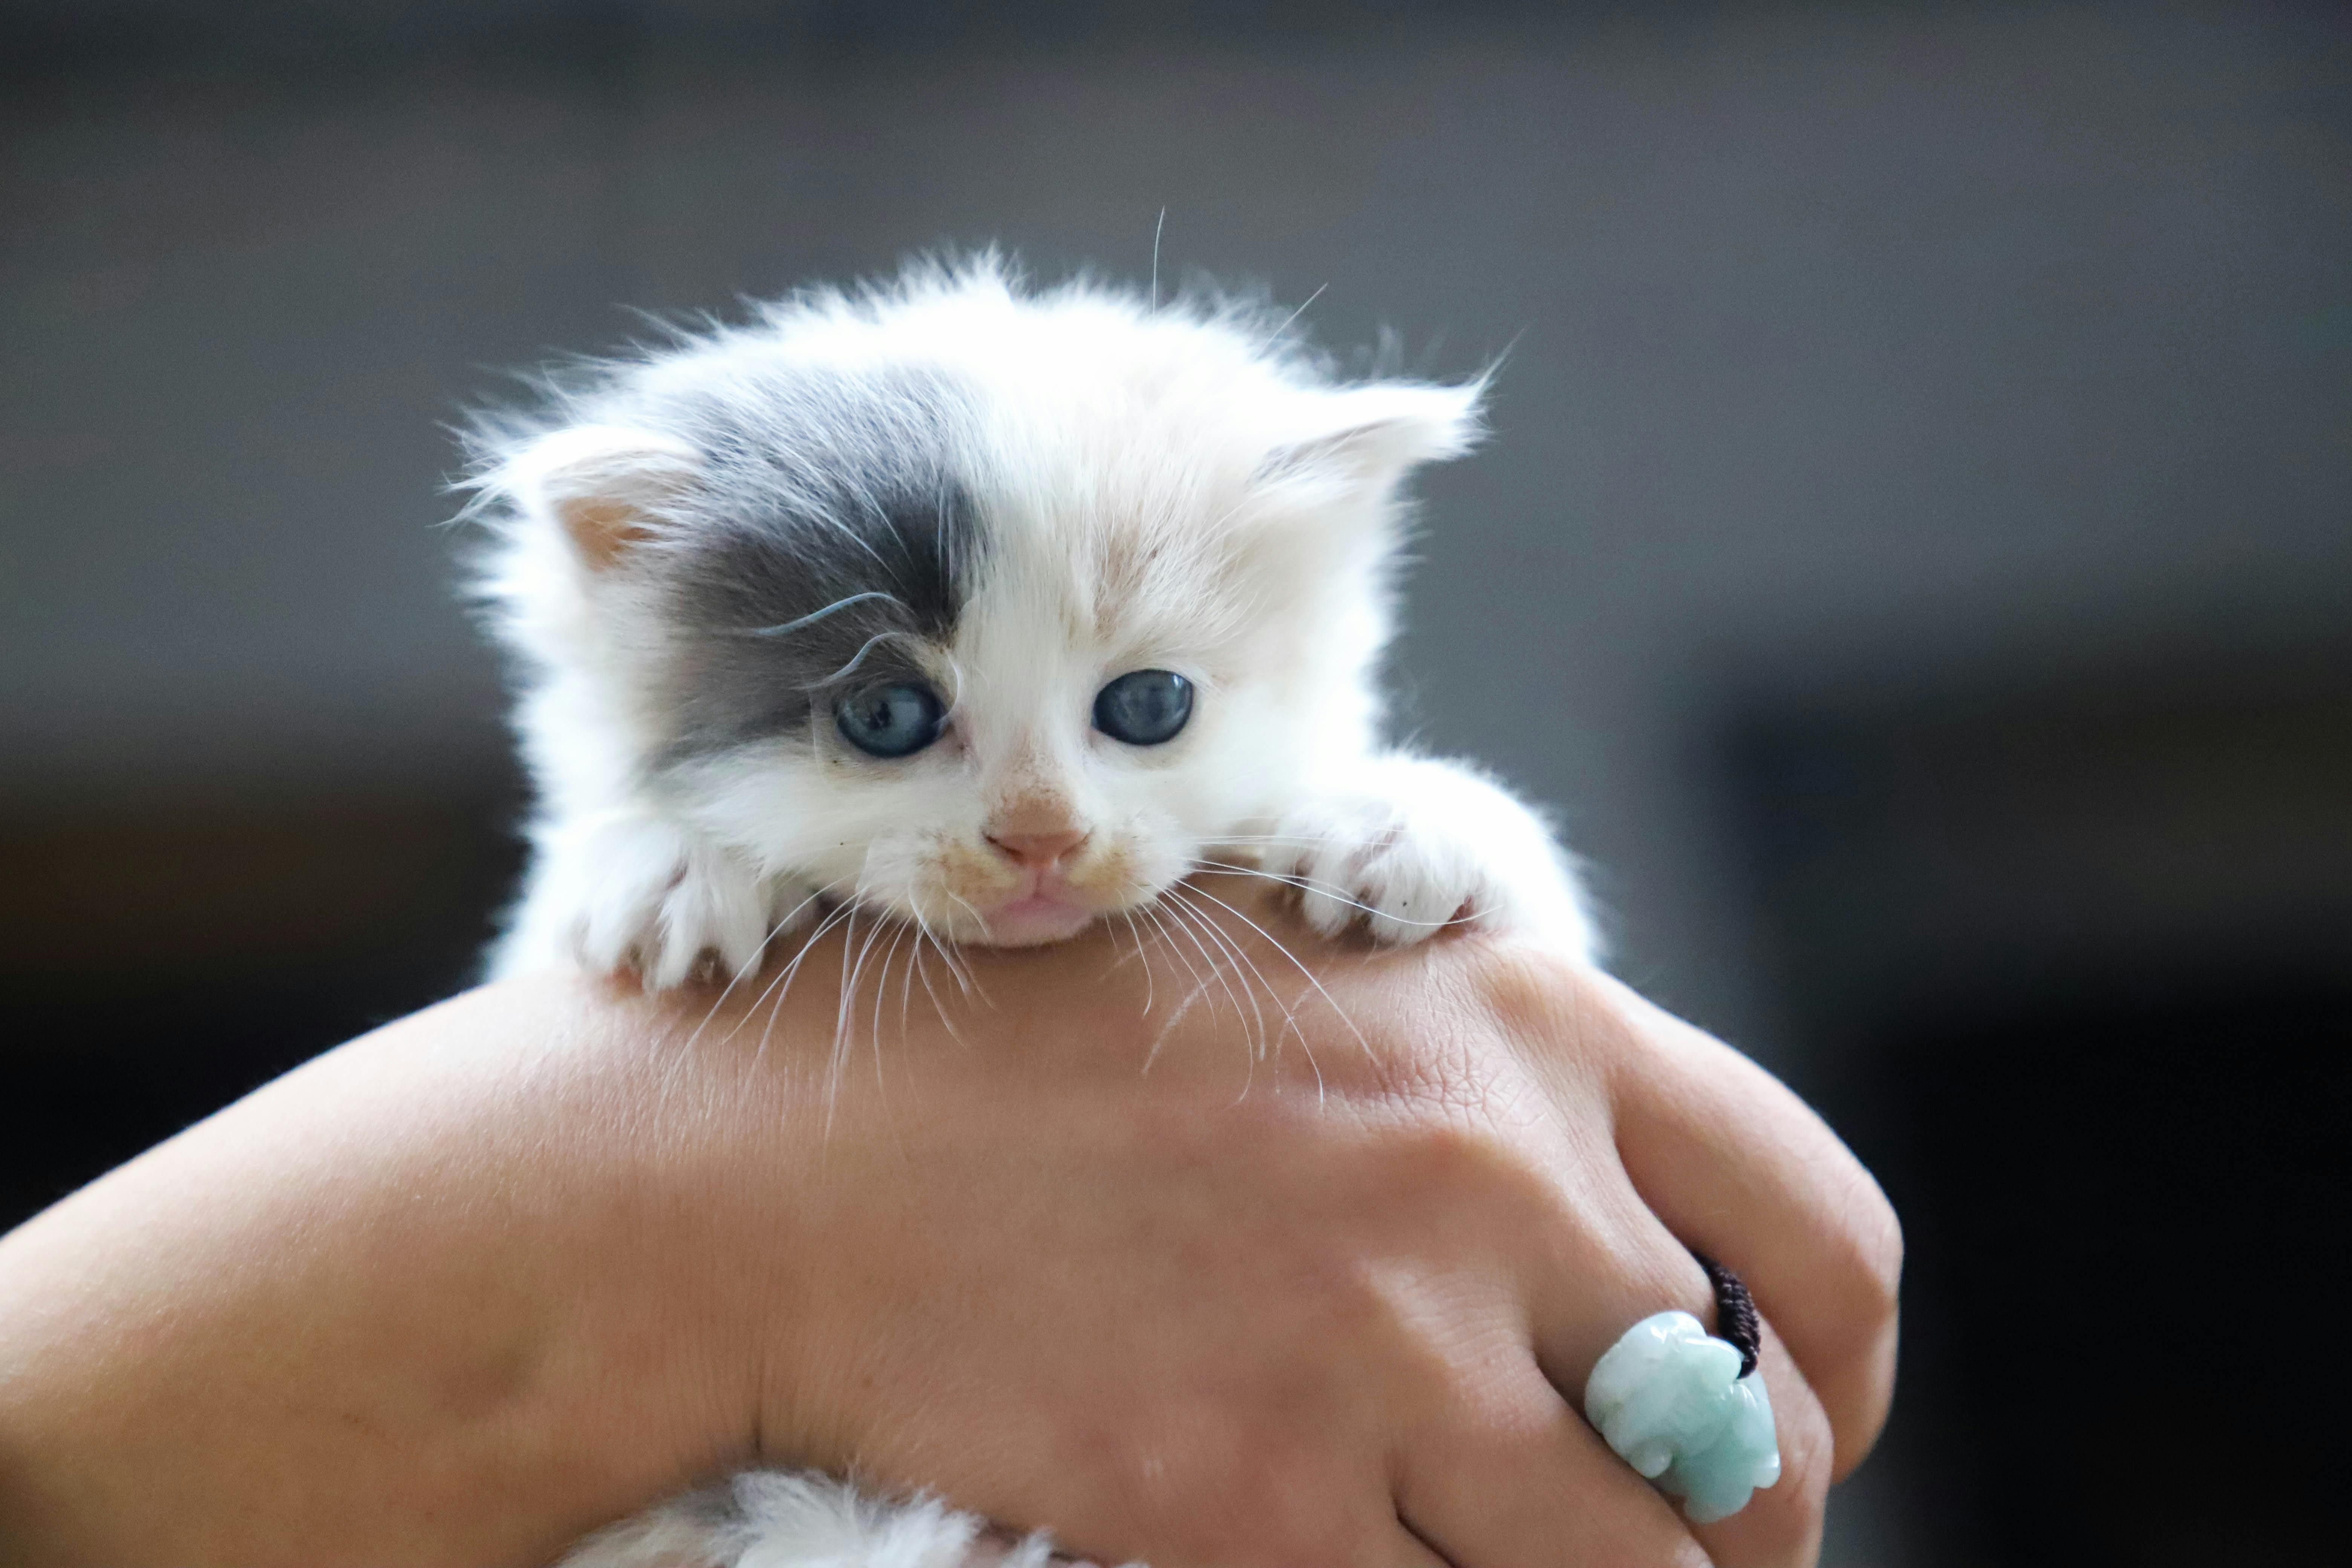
xmin=0 ymin=978 xmax=754 ymax=1566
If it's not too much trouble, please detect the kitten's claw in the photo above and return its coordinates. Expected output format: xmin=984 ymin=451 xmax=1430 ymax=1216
xmin=1269 ymin=797 xmax=1486 ymax=945
xmin=1262 ymin=758 xmax=1596 ymax=955
xmin=537 ymin=815 xmax=800 ymax=987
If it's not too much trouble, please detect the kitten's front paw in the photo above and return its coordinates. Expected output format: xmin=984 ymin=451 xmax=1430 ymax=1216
xmin=1260 ymin=758 xmax=1594 ymax=954
xmin=542 ymin=816 xmax=810 ymax=987
xmin=1266 ymin=795 xmax=1489 ymax=945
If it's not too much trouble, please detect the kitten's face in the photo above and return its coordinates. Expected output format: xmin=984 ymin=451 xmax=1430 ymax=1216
xmin=693 ymin=556 xmax=1258 ymax=947
xmin=486 ymin=272 xmax=1475 ymax=945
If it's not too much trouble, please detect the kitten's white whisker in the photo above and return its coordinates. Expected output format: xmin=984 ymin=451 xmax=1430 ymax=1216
xmin=1189 ymin=858 xmax=1459 ymax=929
xmin=869 ymin=919 xmax=913 ymax=1098
xmin=838 ymin=902 xmax=894 ymax=1056
xmin=1276 ymin=281 xmax=1328 ymax=339
xmin=744 ymin=591 xmax=907 ymax=639
xmin=911 ymin=937 xmax=944 ymax=1038
xmin=1158 ymin=893 xmax=1268 ymax=1102
xmin=1165 ymin=884 xmax=1307 ymax=1075
xmin=826 ymin=903 xmax=899 ymax=1127
xmin=1149 ymin=207 xmax=1166 ymax=312
xmin=811 ymin=629 xmax=918 ymax=689
xmin=1151 ymin=893 xmax=1228 ymax=1022
xmin=820 ymin=908 xmax=864 ymax=1134
xmin=723 ymin=899 xmax=849 ymax=1128
xmin=1159 ymin=887 xmax=1256 ymax=1056
xmin=1169 ymin=884 xmax=1301 ymax=1069
xmin=1135 ymin=902 xmax=1214 ymax=1072
xmin=915 ymin=928 xmax=974 ymax=1050
xmin=739 ymin=892 xmax=856 ymax=1066
xmin=1118 ymin=908 xmax=1157 ymax=1015
xmin=900 ymin=898 xmax=966 ymax=996
xmin=1199 ymin=835 xmax=1411 ymax=847
xmin=743 ymin=592 xmax=908 ymax=639
xmin=936 ymin=891 xmax=1000 ymax=1006
xmin=683 ymin=881 xmax=837 ymax=1061
xmin=815 ymin=467 xmax=902 ymax=572
xmin=1179 ymin=879 xmax=1372 ymax=1068
xmin=1162 ymin=886 xmax=1269 ymax=1055
xmin=936 ymin=650 xmax=972 ymax=719
xmin=1159 ymin=906 xmax=1243 ymax=1083
xmin=919 ymin=908 xmax=980 ymax=1006
xmin=936 ymin=920 xmax=984 ymax=1000
xmin=895 ymin=920 xmax=920 ymax=1045
xmin=766 ymin=897 xmax=858 ymax=1115
xmin=1196 ymin=835 xmax=1324 ymax=844
xmin=1138 ymin=914 xmax=1213 ymax=1075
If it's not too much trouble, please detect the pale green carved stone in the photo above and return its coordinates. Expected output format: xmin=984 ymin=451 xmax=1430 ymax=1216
xmin=1582 ymin=1310 xmax=1782 ymax=1524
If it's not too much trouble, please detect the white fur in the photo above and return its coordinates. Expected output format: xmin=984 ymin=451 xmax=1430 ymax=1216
xmin=470 ymin=259 xmax=1599 ymax=1564
xmin=558 ymin=1474 xmax=1078 ymax=1568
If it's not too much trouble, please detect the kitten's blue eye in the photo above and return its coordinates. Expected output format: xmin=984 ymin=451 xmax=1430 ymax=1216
xmin=835 ymin=682 xmax=945 ymax=758
xmin=1093 ymin=669 xmax=1193 ymax=746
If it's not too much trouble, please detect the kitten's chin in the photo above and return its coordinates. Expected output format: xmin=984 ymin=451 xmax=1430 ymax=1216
xmin=968 ymin=894 xmax=1099 ymax=948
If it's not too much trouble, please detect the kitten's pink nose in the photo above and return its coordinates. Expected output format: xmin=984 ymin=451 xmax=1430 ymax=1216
xmin=985 ymin=825 xmax=1090 ymax=870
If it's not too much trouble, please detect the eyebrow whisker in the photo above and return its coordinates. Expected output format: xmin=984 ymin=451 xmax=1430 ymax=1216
xmin=743 ymin=590 xmax=908 ymax=639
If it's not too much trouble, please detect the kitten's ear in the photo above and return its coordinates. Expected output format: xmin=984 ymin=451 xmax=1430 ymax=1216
xmin=493 ymin=425 xmax=702 ymax=569
xmin=1260 ymin=381 xmax=1485 ymax=501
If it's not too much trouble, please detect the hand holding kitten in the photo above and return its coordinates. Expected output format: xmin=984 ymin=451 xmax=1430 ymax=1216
xmin=450 ymin=261 xmax=1872 ymax=1564
xmin=0 ymin=897 xmax=1897 ymax=1568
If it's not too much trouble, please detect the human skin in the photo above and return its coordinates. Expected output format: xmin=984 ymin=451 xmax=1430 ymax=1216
xmin=0 ymin=879 xmax=1898 ymax=1568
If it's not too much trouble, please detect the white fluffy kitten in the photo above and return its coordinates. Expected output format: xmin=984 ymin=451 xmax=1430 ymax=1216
xmin=470 ymin=259 xmax=1594 ymax=1566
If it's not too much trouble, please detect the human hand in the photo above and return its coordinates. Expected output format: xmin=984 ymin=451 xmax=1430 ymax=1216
xmin=714 ymin=878 xmax=1897 ymax=1568
xmin=0 ymin=876 xmax=1897 ymax=1568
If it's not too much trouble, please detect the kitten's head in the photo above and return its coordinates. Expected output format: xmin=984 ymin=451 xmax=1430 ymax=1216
xmin=475 ymin=259 xmax=1480 ymax=945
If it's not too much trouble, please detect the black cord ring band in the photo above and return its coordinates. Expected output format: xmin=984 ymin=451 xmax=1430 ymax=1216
xmin=1694 ymin=1254 xmax=1761 ymax=1378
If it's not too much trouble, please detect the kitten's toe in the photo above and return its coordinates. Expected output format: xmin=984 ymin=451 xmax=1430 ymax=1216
xmin=1345 ymin=829 xmax=1482 ymax=946
xmin=646 ymin=859 xmax=772 ymax=989
xmin=564 ymin=835 xmax=695 ymax=979
xmin=1358 ymin=845 xmax=1481 ymax=946
xmin=1286 ymin=838 xmax=1363 ymax=936
xmin=1268 ymin=804 xmax=1383 ymax=936
xmin=1295 ymin=879 xmax=1364 ymax=937
xmin=1274 ymin=802 xmax=1478 ymax=945
xmin=547 ymin=817 xmax=776 ymax=988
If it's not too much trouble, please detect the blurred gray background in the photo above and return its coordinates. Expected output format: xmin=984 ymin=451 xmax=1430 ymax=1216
xmin=4 ymin=3 xmax=2347 ymax=1563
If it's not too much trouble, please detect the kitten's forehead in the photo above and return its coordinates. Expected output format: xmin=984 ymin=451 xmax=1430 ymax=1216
xmin=652 ymin=341 xmax=1281 ymax=735
xmin=950 ymin=329 xmax=1304 ymax=658
xmin=528 ymin=266 xmax=1468 ymax=771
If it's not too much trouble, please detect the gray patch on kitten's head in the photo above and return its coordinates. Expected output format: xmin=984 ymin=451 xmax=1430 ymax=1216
xmin=621 ymin=365 xmax=986 ymax=762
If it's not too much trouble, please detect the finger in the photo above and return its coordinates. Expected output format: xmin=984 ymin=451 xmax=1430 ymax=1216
xmin=1600 ymin=975 xmax=1903 ymax=1477
xmin=1518 ymin=1188 xmax=1826 ymax=1568
xmin=1396 ymin=1367 xmax=1710 ymax=1568
xmin=1684 ymin=1315 xmax=1834 ymax=1568
xmin=1462 ymin=1087 xmax=1723 ymax=1393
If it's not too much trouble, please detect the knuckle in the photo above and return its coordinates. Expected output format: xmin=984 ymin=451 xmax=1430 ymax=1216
xmin=1181 ymin=1454 xmax=1377 ymax=1568
xmin=1465 ymin=940 xmax=1617 ymax=1067
xmin=1852 ymin=1185 xmax=1906 ymax=1322
xmin=1392 ymin=1113 xmax=1551 ymax=1211
xmin=1816 ymin=1169 xmax=1905 ymax=1351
